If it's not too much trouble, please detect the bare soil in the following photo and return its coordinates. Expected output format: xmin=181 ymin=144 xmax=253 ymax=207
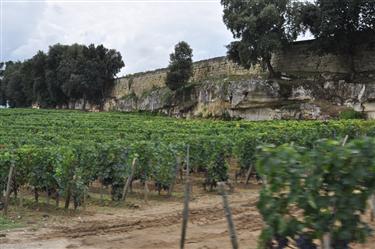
xmin=1 ymin=184 xmax=374 ymax=249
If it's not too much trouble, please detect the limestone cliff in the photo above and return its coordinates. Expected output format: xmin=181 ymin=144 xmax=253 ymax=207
xmin=82 ymin=38 xmax=375 ymax=120
xmin=102 ymin=76 xmax=375 ymax=120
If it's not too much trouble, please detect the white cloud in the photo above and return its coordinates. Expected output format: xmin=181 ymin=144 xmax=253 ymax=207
xmin=3 ymin=1 xmax=233 ymax=75
xmin=2 ymin=1 xmax=46 ymax=61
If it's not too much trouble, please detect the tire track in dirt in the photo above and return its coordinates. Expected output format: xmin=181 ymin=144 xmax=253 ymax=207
xmin=1 ymin=190 xmax=265 ymax=249
xmin=35 ymin=196 xmax=262 ymax=240
xmin=3 ymin=189 xmax=375 ymax=249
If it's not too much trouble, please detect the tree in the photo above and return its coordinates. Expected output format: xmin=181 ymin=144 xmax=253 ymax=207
xmin=31 ymin=51 xmax=50 ymax=107
xmin=0 ymin=43 xmax=124 ymax=108
xmin=165 ymin=41 xmax=193 ymax=91
xmin=1 ymin=62 xmax=32 ymax=107
xmin=59 ymin=44 xmax=86 ymax=106
xmin=56 ymin=43 xmax=124 ymax=109
xmin=81 ymin=44 xmax=124 ymax=107
xmin=289 ymin=1 xmax=320 ymax=36
xmin=360 ymin=1 xmax=375 ymax=31
xmin=221 ymin=0 xmax=298 ymax=78
xmin=19 ymin=59 xmax=35 ymax=105
xmin=45 ymin=44 xmax=70 ymax=107
xmin=0 ymin=62 xmax=6 ymax=105
xmin=297 ymin=0 xmax=375 ymax=74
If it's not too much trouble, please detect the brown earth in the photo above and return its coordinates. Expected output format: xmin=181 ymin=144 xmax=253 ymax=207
xmin=1 ymin=184 xmax=374 ymax=249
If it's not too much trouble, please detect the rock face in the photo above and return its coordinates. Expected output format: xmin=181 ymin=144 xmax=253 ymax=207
xmin=91 ymin=38 xmax=375 ymax=120
xmin=103 ymin=76 xmax=375 ymax=120
xmin=272 ymin=37 xmax=375 ymax=74
xmin=110 ymin=57 xmax=257 ymax=98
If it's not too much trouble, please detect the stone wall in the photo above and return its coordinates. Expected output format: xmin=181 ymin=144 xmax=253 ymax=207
xmin=110 ymin=57 xmax=256 ymax=98
xmin=101 ymin=37 xmax=375 ymax=120
xmin=272 ymin=38 xmax=375 ymax=74
xmin=112 ymin=38 xmax=375 ymax=101
xmin=104 ymin=77 xmax=375 ymax=121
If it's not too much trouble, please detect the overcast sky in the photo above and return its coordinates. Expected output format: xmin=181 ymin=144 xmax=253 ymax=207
xmin=2 ymin=0 xmax=312 ymax=76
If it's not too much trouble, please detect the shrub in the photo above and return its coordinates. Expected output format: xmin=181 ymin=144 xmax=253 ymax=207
xmin=165 ymin=42 xmax=193 ymax=91
xmin=339 ymin=108 xmax=365 ymax=120
xmin=256 ymin=138 xmax=375 ymax=249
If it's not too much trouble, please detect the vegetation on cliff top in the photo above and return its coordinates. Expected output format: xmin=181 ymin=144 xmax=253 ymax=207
xmin=222 ymin=0 xmax=296 ymax=78
xmin=166 ymin=41 xmax=194 ymax=91
xmin=221 ymin=0 xmax=375 ymax=78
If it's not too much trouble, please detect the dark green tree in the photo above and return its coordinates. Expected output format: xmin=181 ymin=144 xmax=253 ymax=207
xmin=0 ymin=43 xmax=124 ymax=109
xmin=19 ymin=59 xmax=35 ymax=105
xmin=54 ymin=44 xmax=124 ymax=109
xmin=0 ymin=62 xmax=5 ymax=105
xmin=45 ymin=44 xmax=70 ymax=107
xmin=82 ymin=44 xmax=124 ymax=106
xmin=221 ymin=0 xmax=298 ymax=78
xmin=31 ymin=51 xmax=50 ymax=107
xmin=59 ymin=44 xmax=86 ymax=106
xmin=165 ymin=41 xmax=193 ymax=91
xmin=360 ymin=1 xmax=375 ymax=31
xmin=3 ymin=62 xmax=30 ymax=107
xmin=297 ymin=0 xmax=375 ymax=73
xmin=289 ymin=1 xmax=320 ymax=36
xmin=60 ymin=44 xmax=124 ymax=109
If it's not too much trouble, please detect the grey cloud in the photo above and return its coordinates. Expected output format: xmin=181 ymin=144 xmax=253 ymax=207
xmin=2 ymin=2 xmax=233 ymax=75
xmin=3 ymin=1 xmax=47 ymax=61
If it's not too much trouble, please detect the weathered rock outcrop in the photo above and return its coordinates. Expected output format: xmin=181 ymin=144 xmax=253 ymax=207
xmin=110 ymin=57 xmax=257 ymax=98
xmin=102 ymin=74 xmax=375 ymax=120
xmin=80 ymin=37 xmax=375 ymax=120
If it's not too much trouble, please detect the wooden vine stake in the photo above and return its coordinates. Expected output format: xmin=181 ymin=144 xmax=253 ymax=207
xmin=144 ymin=160 xmax=151 ymax=204
xmin=342 ymin=135 xmax=349 ymax=146
xmin=322 ymin=233 xmax=331 ymax=249
xmin=19 ymin=189 xmax=23 ymax=208
xmin=144 ymin=177 xmax=149 ymax=204
xmin=168 ymin=155 xmax=180 ymax=197
xmin=245 ymin=164 xmax=254 ymax=185
xmin=371 ymin=194 xmax=375 ymax=222
xmin=180 ymin=145 xmax=190 ymax=249
xmin=3 ymin=164 xmax=15 ymax=217
xmin=99 ymin=176 xmax=104 ymax=206
xmin=122 ymin=157 xmax=137 ymax=202
xmin=55 ymin=191 xmax=60 ymax=208
xmin=64 ymin=183 xmax=72 ymax=210
xmin=82 ymin=186 xmax=87 ymax=211
xmin=218 ymin=182 xmax=239 ymax=249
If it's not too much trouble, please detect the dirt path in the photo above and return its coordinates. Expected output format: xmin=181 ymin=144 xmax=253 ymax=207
xmin=1 ymin=187 xmax=374 ymax=249
xmin=1 ymin=188 xmax=262 ymax=249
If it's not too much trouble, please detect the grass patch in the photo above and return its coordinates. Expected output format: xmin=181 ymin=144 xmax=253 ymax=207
xmin=339 ymin=108 xmax=366 ymax=120
xmin=0 ymin=216 xmax=23 ymax=231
